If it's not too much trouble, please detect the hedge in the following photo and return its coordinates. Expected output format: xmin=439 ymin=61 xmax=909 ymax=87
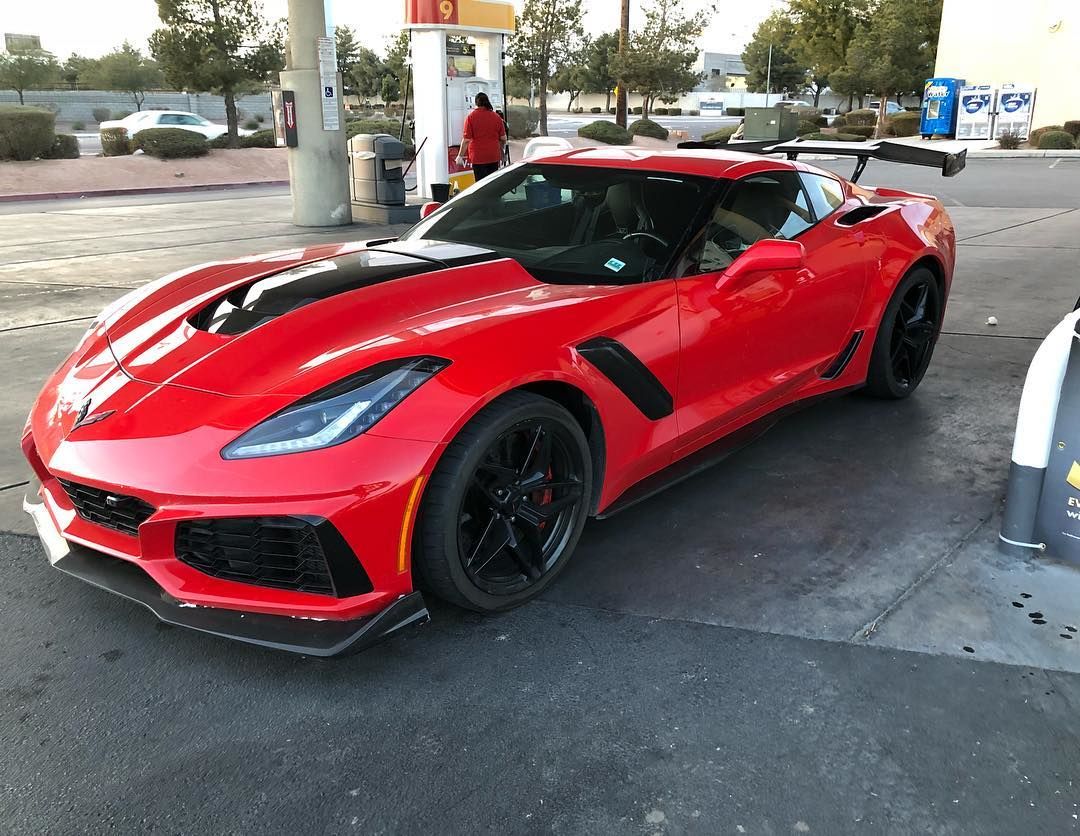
xmin=578 ymin=120 xmax=632 ymax=145
xmin=702 ymin=125 xmax=738 ymax=144
xmin=886 ymin=112 xmax=920 ymax=137
xmin=590 ymin=106 xmax=602 ymax=113
xmin=1037 ymin=130 xmax=1075 ymax=150
xmin=608 ymin=107 xmax=616 ymax=115
xmin=726 ymin=107 xmax=744 ymax=117
xmin=802 ymin=132 xmax=865 ymax=142
xmin=241 ymin=129 xmax=277 ymax=148
xmin=631 ymin=106 xmax=642 ymax=115
xmin=100 ymin=127 xmax=132 ymax=156
xmin=345 ymin=118 xmax=414 ymax=144
xmin=687 ymin=109 xmax=699 ymax=116
xmin=653 ymin=107 xmax=669 ymax=115
xmin=507 ymin=105 xmax=539 ymax=139
xmin=1029 ymin=125 xmax=1064 ymax=147
xmin=841 ymin=108 xmax=878 ymax=127
xmin=44 ymin=134 xmax=80 ymax=159
xmin=132 ymin=127 xmax=209 ymax=159
xmin=628 ymin=118 xmax=669 ymax=140
xmin=92 ymin=107 xmax=111 ymax=124
xmin=797 ymin=119 xmax=819 ymax=136
xmin=1064 ymin=121 xmax=1080 ymax=139
xmin=845 ymin=125 xmax=876 ymax=138
xmin=667 ymin=107 xmax=682 ymax=116
xmin=0 ymin=105 xmax=56 ymax=161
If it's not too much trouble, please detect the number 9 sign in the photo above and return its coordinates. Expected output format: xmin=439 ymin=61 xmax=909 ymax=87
xmin=406 ymin=0 xmax=458 ymax=25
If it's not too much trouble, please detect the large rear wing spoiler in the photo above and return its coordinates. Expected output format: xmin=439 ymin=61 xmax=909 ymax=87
xmin=676 ymin=138 xmax=967 ymax=183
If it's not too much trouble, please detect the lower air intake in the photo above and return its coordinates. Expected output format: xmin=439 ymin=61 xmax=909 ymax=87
xmin=175 ymin=516 xmax=371 ymax=598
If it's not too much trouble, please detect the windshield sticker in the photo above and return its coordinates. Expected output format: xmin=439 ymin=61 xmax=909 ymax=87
xmin=604 ymin=258 xmax=626 ymax=273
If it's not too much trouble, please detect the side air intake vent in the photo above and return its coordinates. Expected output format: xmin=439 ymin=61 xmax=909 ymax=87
xmin=837 ymin=206 xmax=889 ymax=227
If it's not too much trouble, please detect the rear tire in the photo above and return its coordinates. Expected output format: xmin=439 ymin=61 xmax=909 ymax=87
xmin=414 ymin=392 xmax=592 ymax=612
xmin=865 ymin=267 xmax=943 ymax=399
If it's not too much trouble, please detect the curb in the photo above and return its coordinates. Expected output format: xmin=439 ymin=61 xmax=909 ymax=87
xmin=968 ymin=150 xmax=1080 ymax=159
xmin=0 ymin=179 xmax=289 ymax=204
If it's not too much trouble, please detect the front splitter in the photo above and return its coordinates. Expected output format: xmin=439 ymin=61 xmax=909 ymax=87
xmin=24 ymin=493 xmax=429 ymax=657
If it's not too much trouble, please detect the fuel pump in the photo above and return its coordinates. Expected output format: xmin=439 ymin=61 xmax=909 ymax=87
xmin=405 ymin=0 xmax=515 ymax=200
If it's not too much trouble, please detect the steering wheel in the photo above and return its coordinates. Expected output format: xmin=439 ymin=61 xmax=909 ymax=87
xmin=622 ymin=231 xmax=669 ymax=248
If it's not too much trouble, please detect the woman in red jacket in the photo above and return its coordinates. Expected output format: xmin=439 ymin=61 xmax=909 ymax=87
xmin=455 ymin=92 xmax=507 ymax=182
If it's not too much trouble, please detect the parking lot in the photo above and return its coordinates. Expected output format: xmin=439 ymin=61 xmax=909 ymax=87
xmin=3 ymin=159 xmax=1080 ymax=832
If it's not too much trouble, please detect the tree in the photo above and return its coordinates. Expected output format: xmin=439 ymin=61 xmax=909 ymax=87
xmin=505 ymin=62 xmax=531 ymax=102
xmin=335 ymin=25 xmax=361 ymax=94
xmin=0 ymin=49 xmax=58 ymax=104
xmin=742 ymin=11 xmax=807 ymax=98
xmin=788 ymin=0 xmax=869 ymax=106
xmin=550 ymin=41 xmax=590 ymax=112
xmin=583 ymin=31 xmax=619 ymax=111
xmin=346 ymin=46 xmax=384 ymax=101
xmin=150 ymin=0 xmax=282 ymax=146
xmin=614 ymin=0 xmax=706 ymax=119
xmin=60 ymin=54 xmax=100 ymax=90
xmin=86 ymin=43 xmax=163 ymax=111
xmin=380 ymin=73 xmax=400 ymax=105
xmin=382 ymin=30 xmax=410 ymax=104
xmin=508 ymin=0 xmax=585 ymax=136
xmin=846 ymin=0 xmax=942 ymax=134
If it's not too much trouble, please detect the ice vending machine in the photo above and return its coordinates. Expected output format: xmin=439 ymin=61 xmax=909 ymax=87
xmin=920 ymin=77 xmax=965 ymax=138
xmin=956 ymin=84 xmax=996 ymax=140
xmin=994 ymin=84 xmax=1037 ymax=140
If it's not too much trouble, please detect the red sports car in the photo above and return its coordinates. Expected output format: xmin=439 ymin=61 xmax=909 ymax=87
xmin=22 ymin=139 xmax=963 ymax=655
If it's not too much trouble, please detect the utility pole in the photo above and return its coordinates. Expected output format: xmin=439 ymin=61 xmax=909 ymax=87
xmin=615 ymin=0 xmax=630 ymax=128
xmin=764 ymin=42 xmax=773 ymax=107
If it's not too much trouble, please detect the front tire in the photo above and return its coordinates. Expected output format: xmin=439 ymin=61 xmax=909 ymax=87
xmin=865 ymin=267 xmax=943 ymax=399
xmin=415 ymin=392 xmax=592 ymax=612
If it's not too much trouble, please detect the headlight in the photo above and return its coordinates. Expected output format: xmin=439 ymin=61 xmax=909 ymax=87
xmin=221 ymin=356 xmax=449 ymax=460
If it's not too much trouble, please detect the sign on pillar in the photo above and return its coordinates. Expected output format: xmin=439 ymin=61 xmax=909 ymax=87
xmin=316 ymin=36 xmax=340 ymax=131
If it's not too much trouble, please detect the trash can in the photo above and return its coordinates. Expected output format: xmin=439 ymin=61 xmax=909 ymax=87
xmin=348 ymin=133 xmax=406 ymax=206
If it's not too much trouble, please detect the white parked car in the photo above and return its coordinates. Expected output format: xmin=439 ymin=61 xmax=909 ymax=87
xmin=775 ymin=99 xmax=813 ymax=109
xmin=98 ymin=110 xmax=253 ymax=140
xmin=868 ymin=101 xmax=904 ymax=115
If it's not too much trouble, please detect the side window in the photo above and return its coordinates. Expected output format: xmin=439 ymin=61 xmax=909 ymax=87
xmin=801 ymin=173 xmax=846 ymax=220
xmin=158 ymin=114 xmax=178 ymax=125
xmin=687 ymin=171 xmax=814 ymax=274
xmin=178 ymin=115 xmax=202 ymax=126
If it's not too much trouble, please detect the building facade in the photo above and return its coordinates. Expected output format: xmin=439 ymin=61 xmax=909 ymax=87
xmin=935 ymin=0 xmax=1078 ymax=128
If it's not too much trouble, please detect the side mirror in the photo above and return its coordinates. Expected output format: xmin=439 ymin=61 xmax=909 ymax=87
xmin=720 ymin=239 xmax=805 ymax=285
xmin=420 ymin=201 xmax=443 ymax=219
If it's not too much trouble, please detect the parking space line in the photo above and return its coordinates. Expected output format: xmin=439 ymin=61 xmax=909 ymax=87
xmin=0 ymin=481 xmax=28 ymax=493
xmin=958 ymin=207 xmax=1077 ymax=242
xmin=0 ymin=219 xmax=290 ymax=251
xmin=0 ymin=316 xmax=93 ymax=334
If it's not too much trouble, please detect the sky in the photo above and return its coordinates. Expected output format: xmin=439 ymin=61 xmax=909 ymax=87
xmin=4 ymin=0 xmax=782 ymax=61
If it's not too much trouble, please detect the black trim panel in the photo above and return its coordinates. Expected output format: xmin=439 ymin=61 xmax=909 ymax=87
xmin=577 ymin=337 xmax=674 ymax=421
xmin=821 ymin=331 xmax=864 ymax=380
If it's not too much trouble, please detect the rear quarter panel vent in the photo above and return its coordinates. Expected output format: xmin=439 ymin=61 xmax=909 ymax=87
xmin=837 ymin=205 xmax=889 ymax=227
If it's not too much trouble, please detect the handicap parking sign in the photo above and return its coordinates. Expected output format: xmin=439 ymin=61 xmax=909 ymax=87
xmin=325 ymin=86 xmax=334 ymax=98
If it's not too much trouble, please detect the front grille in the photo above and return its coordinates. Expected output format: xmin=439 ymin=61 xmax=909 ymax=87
xmin=57 ymin=479 xmax=155 ymax=536
xmin=175 ymin=517 xmax=346 ymax=596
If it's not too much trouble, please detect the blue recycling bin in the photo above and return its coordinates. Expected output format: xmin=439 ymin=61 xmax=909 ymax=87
xmin=920 ymin=77 xmax=965 ymax=138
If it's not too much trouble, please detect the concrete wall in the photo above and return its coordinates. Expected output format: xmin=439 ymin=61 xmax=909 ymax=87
xmin=0 ymin=89 xmax=274 ymax=124
xmin=539 ymin=90 xmax=913 ymax=115
xmin=935 ymin=0 xmax=1079 ymax=128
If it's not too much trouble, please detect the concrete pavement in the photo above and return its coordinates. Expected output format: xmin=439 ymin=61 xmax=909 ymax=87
xmin=3 ymin=162 xmax=1080 ymax=832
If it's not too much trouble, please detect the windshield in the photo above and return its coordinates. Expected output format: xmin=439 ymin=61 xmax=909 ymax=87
xmin=401 ymin=163 xmax=714 ymax=284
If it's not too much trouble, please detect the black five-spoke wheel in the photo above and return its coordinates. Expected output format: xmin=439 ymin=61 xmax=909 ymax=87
xmin=866 ymin=267 xmax=943 ymax=399
xmin=416 ymin=392 xmax=593 ymax=611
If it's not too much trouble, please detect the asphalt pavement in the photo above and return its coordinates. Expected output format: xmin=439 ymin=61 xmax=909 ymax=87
xmin=3 ymin=161 xmax=1080 ymax=833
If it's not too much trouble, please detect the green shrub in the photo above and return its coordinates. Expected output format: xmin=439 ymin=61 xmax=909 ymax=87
xmin=132 ymin=127 xmax=209 ymax=159
xmin=843 ymin=108 xmax=878 ymax=127
xmin=1029 ymin=125 xmax=1064 ymax=147
xmin=100 ymin=127 xmax=132 ymax=156
xmin=72 ymin=120 xmax=86 ymax=131
xmin=572 ymin=107 xmax=583 ymax=113
xmin=255 ymin=113 xmax=266 ymax=124
xmin=577 ymin=120 xmax=632 ymax=145
xmin=832 ymin=114 xmax=847 ymax=128
xmin=43 ymin=133 xmax=80 ymax=159
xmin=726 ymin=107 xmax=745 ymax=117
xmin=589 ymin=106 xmax=602 ymax=113
xmin=687 ymin=109 xmax=699 ymax=116
xmin=113 ymin=110 xmax=133 ymax=120
xmin=667 ymin=107 xmax=682 ymax=116
xmin=242 ymin=118 xmax=260 ymax=131
xmin=506 ymin=105 xmax=539 ymax=139
xmin=608 ymin=107 xmax=616 ymax=115
xmin=997 ymin=130 xmax=1022 ymax=150
xmin=885 ymin=111 xmax=920 ymax=137
xmin=797 ymin=119 xmax=819 ymax=136
xmin=631 ymin=106 xmax=642 ymax=115
xmin=1037 ymin=130 xmax=1076 ymax=150
xmin=345 ymin=118 xmax=414 ymax=144
xmin=0 ymin=105 xmax=56 ymax=161
xmin=208 ymin=133 xmax=231 ymax=149
xmin=628 ymin=118 xmax=669 ymax=140
xmin=791 ymin=106 xmax=822 ymax=122
xmin=845 ymin=125 xmax=876 ymax=138
xmin=91 ymin=107 xmax=111 ymax=124
xmin=653 ymin=107 xmax=669 ymax=115
xmin=1064 ymin=121 xmax=1080 ymax=139
xmin=702 ymin=125 xmax=738 ymax=144
xmin=801 ymin=132 xmax=865 ymax=142
xmin=240 ymin=129 xmax=276 ymax=148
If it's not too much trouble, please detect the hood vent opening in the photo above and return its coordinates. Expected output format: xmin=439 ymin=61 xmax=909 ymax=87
xmin=188 ymin=250 xmax=435 ymax=336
